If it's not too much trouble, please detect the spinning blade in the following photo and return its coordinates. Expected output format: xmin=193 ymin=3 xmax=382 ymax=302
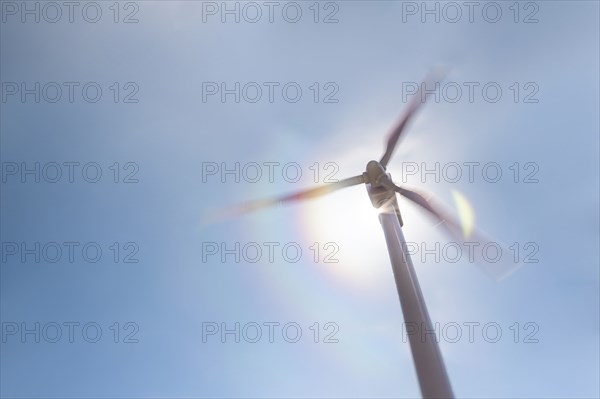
xmin=381 ymin=178 xmax=522 ymax=280
xmin=380 ymin=69 xmax=447 ymax=168
xmin=204 ymin=174 xmax=365 ymax=224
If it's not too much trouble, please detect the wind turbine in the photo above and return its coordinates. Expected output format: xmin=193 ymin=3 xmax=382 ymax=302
xmin=213 ymin=72 xmax=516 ymax=399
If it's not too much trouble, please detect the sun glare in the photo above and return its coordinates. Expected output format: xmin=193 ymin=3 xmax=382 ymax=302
xmin=301 ymin=184 xmax=392 ymax=291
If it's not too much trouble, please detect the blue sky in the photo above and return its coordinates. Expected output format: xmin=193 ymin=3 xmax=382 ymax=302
xmin=1 ymin=1 xmax=599 ymax=398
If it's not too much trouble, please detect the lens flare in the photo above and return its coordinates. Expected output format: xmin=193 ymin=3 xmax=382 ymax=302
xmin=451 ymin=190 xmax=475 ymax=239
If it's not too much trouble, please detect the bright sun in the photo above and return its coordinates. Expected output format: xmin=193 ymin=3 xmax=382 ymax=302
xmin=301 ymin=184 xmax=392 ymax=291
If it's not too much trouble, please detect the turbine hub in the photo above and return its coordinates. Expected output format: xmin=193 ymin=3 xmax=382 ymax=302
xmin=365 ymin=160 xmax=388 ymax=186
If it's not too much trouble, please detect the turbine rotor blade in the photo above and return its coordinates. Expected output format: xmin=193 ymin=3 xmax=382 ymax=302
xmin=206 ymin=174 xmax=365 ymax=222
xmin=381 ymin=179 xmax=523 ymax=281
xmin=379 ymin=69 xmax=447 ymax=168
xmin=274 ymin=174 xmax=366 ymax=203
xmin=386 ymin=181 xmax=461 ymax=238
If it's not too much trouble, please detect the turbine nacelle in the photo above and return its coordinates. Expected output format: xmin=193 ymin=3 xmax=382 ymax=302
xmin=364 ymin=160 xmax=401 ymax=220
xmin=365 ymin=160 xmax=388 ymax=186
